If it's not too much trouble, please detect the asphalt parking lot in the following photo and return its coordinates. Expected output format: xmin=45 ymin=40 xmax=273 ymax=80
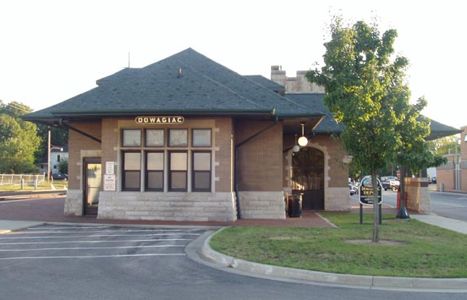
xmin=1 ymin=224 xmax=465 ymax=300
xmin=0 ymin=224 xmax=203 ymax=261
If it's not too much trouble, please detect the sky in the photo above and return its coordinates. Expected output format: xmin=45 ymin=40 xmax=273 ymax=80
xmin=0 ymin=0 xmax=465 ymax=129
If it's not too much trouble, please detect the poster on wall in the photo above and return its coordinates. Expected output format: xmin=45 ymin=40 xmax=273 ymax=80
xmin=103 ymin=174 xmax=116 ymax=191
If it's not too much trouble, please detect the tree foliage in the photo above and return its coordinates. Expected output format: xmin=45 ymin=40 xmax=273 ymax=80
xmin=58 ymin=159 xmax=68 ymax=175
xmin=0 ymin=101 xmax=41 ymax=173
xmin=35 ymin=125 xmax=68 ymax=163
xmin=428 ymin=136 xmax=460 ymax=156
xmin=394 ymin=97 xmax=446 ymax=175
xmin=307 ymin=18 xmax=433 ymax=241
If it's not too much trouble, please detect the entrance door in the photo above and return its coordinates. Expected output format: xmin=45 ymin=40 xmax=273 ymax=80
xmin=83 ymin=158 xmax=102 ymax=216
xmin=292 ymin=147 xmax=325 ymax=210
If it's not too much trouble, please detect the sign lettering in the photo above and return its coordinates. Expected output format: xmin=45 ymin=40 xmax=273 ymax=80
xmin=135 ymin=116 xmax=184 ymax=125
xmin=359 ymin=177 xmax=383 ymax=205
xmin=103 ymin=174 xmax=116 ymax=191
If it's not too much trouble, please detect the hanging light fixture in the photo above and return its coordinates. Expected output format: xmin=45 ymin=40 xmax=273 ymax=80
xmin=298 ymin=123 xmax=308 ymax=147
xmin=292 ymin=134 xmax=300 ymax=153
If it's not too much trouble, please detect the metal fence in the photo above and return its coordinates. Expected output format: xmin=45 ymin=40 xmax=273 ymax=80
xmin=0 ymin=174 xmax=46 ymax=186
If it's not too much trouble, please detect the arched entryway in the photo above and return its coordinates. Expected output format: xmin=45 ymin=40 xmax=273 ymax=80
xmin=292 ymin=147 xmax=325 ymax=210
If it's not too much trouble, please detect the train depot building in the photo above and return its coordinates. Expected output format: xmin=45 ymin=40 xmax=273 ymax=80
xmin=25 ymin=48 xmax=456 ymax=221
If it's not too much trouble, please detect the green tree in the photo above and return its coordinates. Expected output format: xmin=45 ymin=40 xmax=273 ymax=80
xmin=0 ymin=101 xmax=41 ymax=173
xmin=307 ymin=19 xmax=420 ymax=242
xmin=58 ymin=159 xmax=68 ymax=175
xmin=394 ymin=98 xmax=446 ymax=217
xmin=35 ymin=125 xmax=68 ymax=163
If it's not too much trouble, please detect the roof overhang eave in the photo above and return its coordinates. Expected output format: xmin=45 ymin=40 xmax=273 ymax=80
xmin=23 ymin=109 xmax=279 ymax=122
xmin=426 ymin=130 xmax=462 ymax=141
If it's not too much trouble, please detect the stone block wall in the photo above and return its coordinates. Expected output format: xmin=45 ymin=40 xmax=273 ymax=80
xmin=238 ymin=192 xmax=285 ymax=219
xmin=64 ymin=189 xmax=83 ymax=216
xmin=98 ymin=192 xmax=237 ymax=221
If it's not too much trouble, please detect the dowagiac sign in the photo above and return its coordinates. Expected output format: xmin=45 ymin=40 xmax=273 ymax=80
xmin=135 ymin=116 xmax=184 ymax=125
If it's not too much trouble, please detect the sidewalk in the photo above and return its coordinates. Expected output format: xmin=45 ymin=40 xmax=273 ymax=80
xmin=0 ymin=190 xmax=66 ymax=201
xmin=0 ymin=220 xmax=43 ymax=233
xmin=0 ymin=197 xmax=331 ymax=231
xmin=411 ymin=214 xmax=467 ymax=235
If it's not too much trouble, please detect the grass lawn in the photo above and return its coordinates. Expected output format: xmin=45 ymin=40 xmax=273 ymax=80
xmin=210 ymin=212 xmax=467 ymax=278
xmin=0 ymin=180 xmax=68 ymax=191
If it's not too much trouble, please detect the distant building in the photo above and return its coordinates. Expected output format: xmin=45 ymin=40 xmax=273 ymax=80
xmin=437 ymin=126 xmax=467 ymax=192
xmin=38 ymin=146 xmax=68 ymax=175
xmin=270 ymin=65 xmax=324 ymax=93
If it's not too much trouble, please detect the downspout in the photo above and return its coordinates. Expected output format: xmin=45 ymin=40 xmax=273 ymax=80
xmin=233 ymin=109 xmax=278 ymax=219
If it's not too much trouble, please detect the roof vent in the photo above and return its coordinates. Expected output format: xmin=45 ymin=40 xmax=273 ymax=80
xmin=177 ymin=67 xmax=183 ymax=78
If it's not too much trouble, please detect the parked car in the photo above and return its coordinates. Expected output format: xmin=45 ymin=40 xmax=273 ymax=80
xmin=52 ymin=173 xmax=68 ymax=180
xmin=381 ymin=176 xmax=399 ymax=191
xmin=360 ymin=175 xmax=384 ymax=189
xmin=349 ymin=183 xmax=358 ymax=195
xmin=389 ymin=178 xmax=400 ymax=191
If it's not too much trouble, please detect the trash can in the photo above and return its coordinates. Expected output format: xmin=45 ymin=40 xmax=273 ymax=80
xmin=288 ymin=193 xmax=302 ymax=217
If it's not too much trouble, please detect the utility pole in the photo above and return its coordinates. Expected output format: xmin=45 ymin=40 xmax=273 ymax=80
xmin=47 ymin=128 xmax=51 ymax=181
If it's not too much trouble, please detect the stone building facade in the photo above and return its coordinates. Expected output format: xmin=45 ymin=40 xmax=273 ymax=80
xmin=25 ymin=49 xmax=353 ymax=222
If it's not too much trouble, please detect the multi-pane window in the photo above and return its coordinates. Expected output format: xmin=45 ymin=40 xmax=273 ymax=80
xmin=122 ymin=129 xmax=141 ymax=147
xmin=192 ymin=152 xmax=211 ymax=191
xmin=169 ymin=152 xmax=187 ymax=191
xmin=192 ymin=129 xmax=211 ymax=147
xmin=122 ymin=151 xmax=141 ymax=191
xmin=145 ymin=152 xmax=164 ymax=191
xmin=145 ymin=129 xmax=164 ymax=147
xmin=169 ymin=129 xmax=188 ymax=147
xmin=121 ymin=128 xmax=212 ymax=192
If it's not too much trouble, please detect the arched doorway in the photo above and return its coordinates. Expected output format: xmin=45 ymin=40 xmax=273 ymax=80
xmin=292 ymin=147 xmax=325 ymax=210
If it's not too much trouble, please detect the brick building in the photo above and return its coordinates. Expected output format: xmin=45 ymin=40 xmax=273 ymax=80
xmin=437 ymin=126 xmax=467 ymax=192
xmin=24 ymin=48 xmax=458 ymax=221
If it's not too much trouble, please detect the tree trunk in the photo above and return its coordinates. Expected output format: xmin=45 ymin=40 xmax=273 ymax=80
xmin=371 ymin=172 xmax=380 ymax=242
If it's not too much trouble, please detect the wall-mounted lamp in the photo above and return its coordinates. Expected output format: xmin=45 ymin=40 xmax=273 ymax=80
xmin=297 ymin=123 xmax=308 ymax=147
xmin=292 ymin=134 xmax=300 ymax=152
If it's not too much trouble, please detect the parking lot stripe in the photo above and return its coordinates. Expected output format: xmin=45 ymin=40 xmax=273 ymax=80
xmin=17 ymin=229 xmax=198 ymax=235
xmin=0 ymin=238 xmax=191 ymax=246
xmin=0 ymin=233 xmax=201 ymax=240
xmin=0 ymin=253 xmax=186 ymax=260
xmin=0 ymin=244 xmax=185 ymax=252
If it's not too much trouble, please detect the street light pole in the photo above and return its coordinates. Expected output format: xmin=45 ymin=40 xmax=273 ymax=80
xmin=47 ymin=128 xmax=51 ymax=182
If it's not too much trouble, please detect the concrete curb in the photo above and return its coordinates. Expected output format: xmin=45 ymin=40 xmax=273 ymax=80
xmin=198 ymin=228 xmax=467 ymax=292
